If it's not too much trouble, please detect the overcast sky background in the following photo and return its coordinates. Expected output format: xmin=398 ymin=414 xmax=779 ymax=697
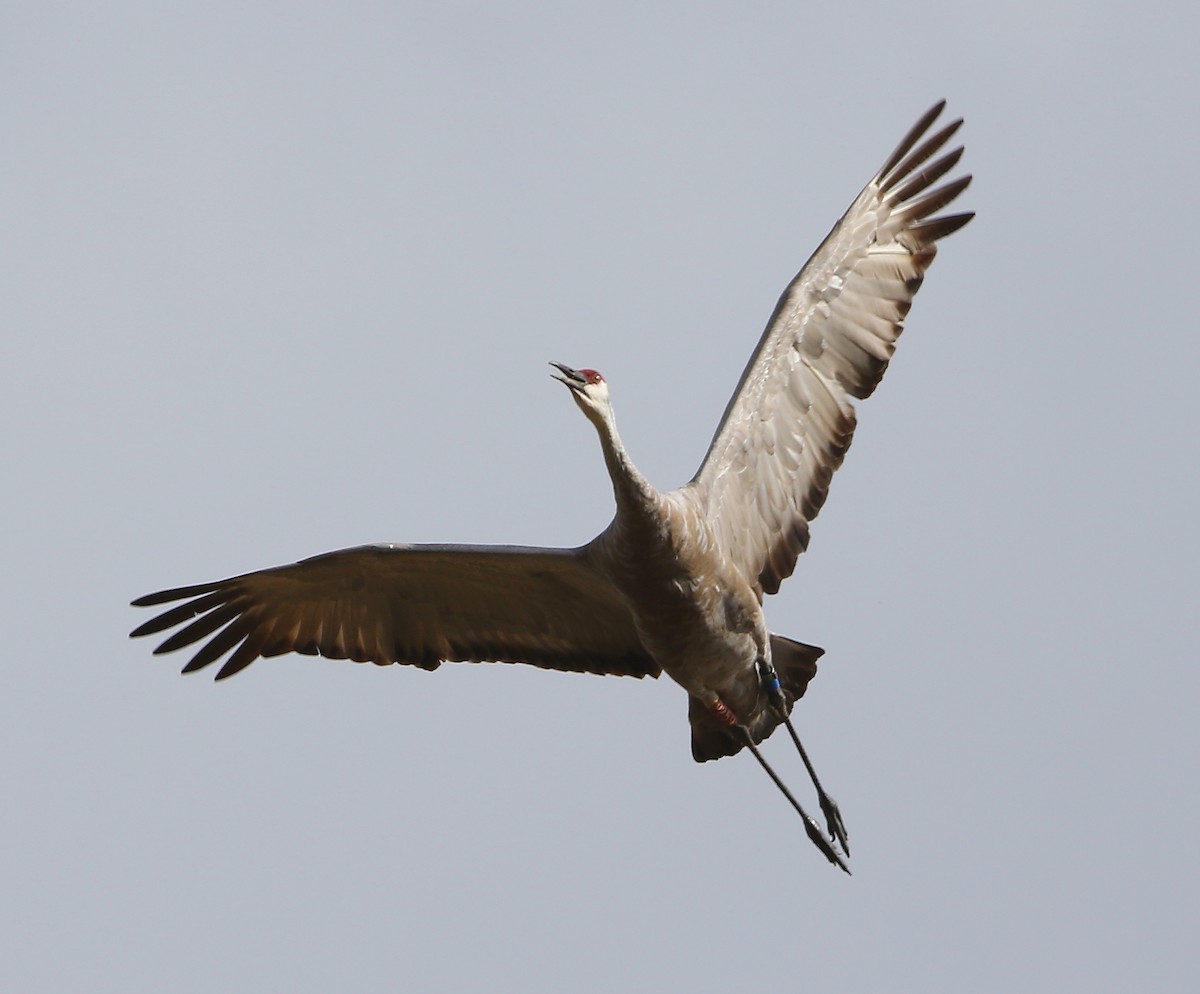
xmin=3 ymin=2 xmax=1197 ymax=991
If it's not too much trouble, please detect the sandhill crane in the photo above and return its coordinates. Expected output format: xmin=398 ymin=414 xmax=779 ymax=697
xmin=131 ymin=102 xmax=972 ymax=873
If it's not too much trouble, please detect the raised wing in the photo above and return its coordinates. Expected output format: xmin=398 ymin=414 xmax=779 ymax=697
xmin=690 ymin=101 xmax=973 ymax=595
xmin=130 ymin=543 xmax=658 ymax=680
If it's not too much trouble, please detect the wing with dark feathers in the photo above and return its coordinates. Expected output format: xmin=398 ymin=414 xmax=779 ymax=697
xmin=130 ymin=543 xmax=658 ymax=681
xmin=689 ymin=101 xmax=973 ymax=595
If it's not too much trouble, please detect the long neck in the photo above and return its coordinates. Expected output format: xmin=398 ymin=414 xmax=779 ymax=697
xmin=590 ymin=405 xmax=656 ymax=514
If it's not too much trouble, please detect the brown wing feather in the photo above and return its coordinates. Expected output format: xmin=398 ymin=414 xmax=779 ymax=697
xmin=688 ymin=101 xmax=973 ymax=595
xmin=131 ymin=543 xmax=658 ymax=681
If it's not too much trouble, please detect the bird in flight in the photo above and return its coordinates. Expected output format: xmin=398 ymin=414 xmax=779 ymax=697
xmin=132 ymin=102 xmax=972 ymax=873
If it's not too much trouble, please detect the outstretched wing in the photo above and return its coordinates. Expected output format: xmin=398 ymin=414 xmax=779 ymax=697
xmin=689 ymin=101 xmax=973 ymax=595
xmin=131 ymin=543 xmax=658 ymax=681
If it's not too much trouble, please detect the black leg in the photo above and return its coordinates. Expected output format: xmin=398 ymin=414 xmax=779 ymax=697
xmin=709 ymin=698 xmax=850 ymax=874
xmin=758 ymin=659 xmax=850 ymax=856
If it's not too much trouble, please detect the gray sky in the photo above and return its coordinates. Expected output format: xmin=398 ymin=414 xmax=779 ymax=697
xmin=3 ymin=2 xmax=1197 ymax=991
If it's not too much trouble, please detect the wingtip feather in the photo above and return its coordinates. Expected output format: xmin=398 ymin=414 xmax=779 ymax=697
xmin=876 ymin=100 xmax=948 ymax=179
xmin=131 ymin=581 xmax=223 ymax=607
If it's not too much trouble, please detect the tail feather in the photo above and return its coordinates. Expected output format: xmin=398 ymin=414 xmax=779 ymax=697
xmin=770 ymin=633 xmax=823 ymax=700
xmin=688 ymin=634 xmax=824 ymax=762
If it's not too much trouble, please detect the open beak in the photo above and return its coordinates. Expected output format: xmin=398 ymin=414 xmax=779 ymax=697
xmin=549 ymin=362 xmax=586 ymax=390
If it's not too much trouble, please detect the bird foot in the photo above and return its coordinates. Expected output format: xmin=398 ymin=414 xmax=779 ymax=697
xmin=804 ymin=814 xmax=851 ymax=874
xmin=819 ymin=791 xmax=850 ymax=858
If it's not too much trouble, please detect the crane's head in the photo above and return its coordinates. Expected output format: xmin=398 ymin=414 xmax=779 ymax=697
xmin=550 ymin=362 xmax=612 ymax=426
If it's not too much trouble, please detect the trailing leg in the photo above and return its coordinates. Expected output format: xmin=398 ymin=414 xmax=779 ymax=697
xmin=708 ymin=697 xmax=850 ymax=874
xmin=758 ymin=657 xmax=850 ymax=856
